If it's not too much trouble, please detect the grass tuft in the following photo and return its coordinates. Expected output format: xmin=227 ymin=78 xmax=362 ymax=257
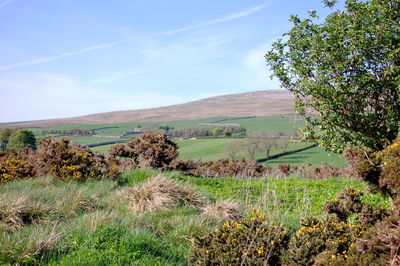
xmin=119 ymin=174 xmax=207 ymax=213
xmin=202 ymin=200 xmax=242 ymax=221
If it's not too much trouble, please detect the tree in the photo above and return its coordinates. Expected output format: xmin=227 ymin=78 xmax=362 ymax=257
xmin=0 ymin=128 xmax=13 ymax=151
xmin=6 ymin=129 xmax=37 ymax=151
xmin=242 ymin=137 xmax=261 ymax=159
xmin=254 ymin=133 xmax=277 ymax=159
xmin=265 ymin=0 xmax=400 ymax=152
xmin=212 ymin=127 xmax=223 ymax=137
xmin=275 ymin=137 xmax=290 ymax=152
xmin=224 ymin=140 xmax=243 ymax=159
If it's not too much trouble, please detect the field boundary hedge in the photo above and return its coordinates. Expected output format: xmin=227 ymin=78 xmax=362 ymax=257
xmin=257 ymin=144 xmax=318 ymax=163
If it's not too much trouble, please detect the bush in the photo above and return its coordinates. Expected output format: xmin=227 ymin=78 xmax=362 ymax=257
xmin=0 ymin=150 xmax=35 ymax=183
xmin=110 ymin=132 xmax=178 ymax=169
xmin=324 ymin=188 xmax=364 ymax=222
xmin=344 ymin=212 xmax=400 ymax=266
xmin=190 ymin=209 xmax=290 ymax=265
xmin=344 ymin=138 xmax=400 ymax=197
xmin=282 ymin=217 xmax=366 ymax=266
xmin=35 ymin=138 xmax=107 ymax=181
xmin=376 ymin=140 xmax=400 ymax=196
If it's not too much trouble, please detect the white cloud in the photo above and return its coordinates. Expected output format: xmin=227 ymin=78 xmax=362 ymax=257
xmin=0 ymin=73 xmax=191 ymax=122
xmin=242 ymin=41 xmax=281 ymax=90
xmin=0 ymin=0 xmax=15 ymax=8
xmin=162 ymin=2 xmax=270 ymax=35
xmin=0 ymin=40 xmax=124 ymax=71
xmin=90 ymin=69 xmax=145 ymax=84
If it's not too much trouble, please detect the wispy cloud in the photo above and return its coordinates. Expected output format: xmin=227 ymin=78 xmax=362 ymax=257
xmin=242 ymin=41 xmax=280 ymax=90
xmin=163 ymin=2 xmax=270 ymax=35
xmin=0 ymin=0 xmax=15 ymax=8
xmin=0 ymin=40 xmax=123 ymax=71
xmin=91 ymin=69 xmax=144 ymax=84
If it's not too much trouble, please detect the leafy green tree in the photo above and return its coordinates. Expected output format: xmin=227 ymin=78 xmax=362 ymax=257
xmin=212 ymin=127 xmax=223 ymax=137
xmin=266 ymin=0 xmax=400 ymax=152
xmin=0 ymin=128 xmax=13 ymax=151
xmin=7 ymin=129 xmax=37 ymax=151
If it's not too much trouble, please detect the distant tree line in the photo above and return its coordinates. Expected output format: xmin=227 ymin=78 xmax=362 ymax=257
xmin=162 ymin=126 xmax=247 ymax=138
xmin=41 ymin=128 xmax=94 ymax=136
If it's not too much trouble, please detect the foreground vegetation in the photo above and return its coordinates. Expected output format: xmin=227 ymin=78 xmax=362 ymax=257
xmin=0 ymin=169 xmax=388 ymax=265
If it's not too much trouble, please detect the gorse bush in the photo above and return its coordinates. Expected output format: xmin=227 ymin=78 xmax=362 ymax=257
xmin=0 ymin=138 xmax=119 ymax=183
xmin=282 ymin=217 xmax=366 ymax=266
xmin=110 ymin=131 xmax=178 ymax=169
xmin=190 ymin=209 xmax=290 ymax=265
xmin=35 ymin=138 xmax=102 ymax=181
xmin=324 ymin=188 xmax=364 ymax=222
xmin=0 ymin=150 xmax=35 ymax=183
xmin=344 ymin=138 xmax=400 ymax=197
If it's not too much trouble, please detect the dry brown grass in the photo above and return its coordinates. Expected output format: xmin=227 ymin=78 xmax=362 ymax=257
xmin=119 ymin=175 xmax=207 ymax=213
xmin=202 ymin=200 xmax=242 ymax=221
xmin=0 ymin=195 xmax=52 ymax=231
xmin=55 ymin=188 xmax=98 ymax=217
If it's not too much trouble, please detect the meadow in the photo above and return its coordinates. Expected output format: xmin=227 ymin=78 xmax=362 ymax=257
xmin=0 ymin=169 xmax=388 ymax=265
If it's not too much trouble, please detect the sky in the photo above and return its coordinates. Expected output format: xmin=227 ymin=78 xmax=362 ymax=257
xmin=0 ymin=0 xmax=335 ymax=123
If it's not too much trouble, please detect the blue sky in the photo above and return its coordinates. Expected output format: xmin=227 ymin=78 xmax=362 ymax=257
xmin=0 ymin=0 xmax=334 ymax=122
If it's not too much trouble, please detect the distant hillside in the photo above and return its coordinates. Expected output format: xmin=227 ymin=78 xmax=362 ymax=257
xmin=2 ymin=90 xmax=295 ymax=128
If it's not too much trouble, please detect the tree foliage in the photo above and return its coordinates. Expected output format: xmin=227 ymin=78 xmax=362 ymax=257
xmin=266 ymin=0 xmax=400 ymax=152
xmin=6 ymin=129 xmax=37 ymax=151
xmin=0 ymin=128 xmax=13 ymax=151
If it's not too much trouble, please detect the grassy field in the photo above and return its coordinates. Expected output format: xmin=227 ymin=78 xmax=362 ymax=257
xmin=266 ymin=146 xmax=345 ymax=167
xmin=0 ymin=169 xmax=388 ymax=265
xmin=177 ymin=138 xmax=309 ymax=161
xmin=26 ymin=116 xmax=346 ymax=167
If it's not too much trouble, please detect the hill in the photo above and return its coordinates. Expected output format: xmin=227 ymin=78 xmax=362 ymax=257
xmin=2 ymin=90 xmax=294 ymax=128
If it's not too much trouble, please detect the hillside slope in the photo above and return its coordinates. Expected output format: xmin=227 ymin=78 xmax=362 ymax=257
xmin=3 ymin=90 xmax=294 ymax=128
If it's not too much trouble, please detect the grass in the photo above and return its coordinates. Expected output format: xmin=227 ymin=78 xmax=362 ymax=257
xmin=176 ymin=137 xmax=345 ymax=167
xmin=265 ymin=146 xmax=346 ymax=167
xmin=0 ymin=170 xmax=389 ymax=265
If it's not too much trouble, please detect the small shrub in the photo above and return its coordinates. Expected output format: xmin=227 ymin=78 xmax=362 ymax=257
xmin=282 ymin=217 xmax=366 ymax=266
xmin=190 ymin=209 xmax=290 ymax=265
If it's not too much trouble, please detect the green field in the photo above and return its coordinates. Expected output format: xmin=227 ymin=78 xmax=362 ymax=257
xmin=178 ymin=138 xmax=306 ymax=160
xmin=26 ymin=116 xmax=346 ymax=167
xmin=266 ymin=146 xmax=345 ymax=167
xmin=0 ymin=169 xmax=388 ymax=265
